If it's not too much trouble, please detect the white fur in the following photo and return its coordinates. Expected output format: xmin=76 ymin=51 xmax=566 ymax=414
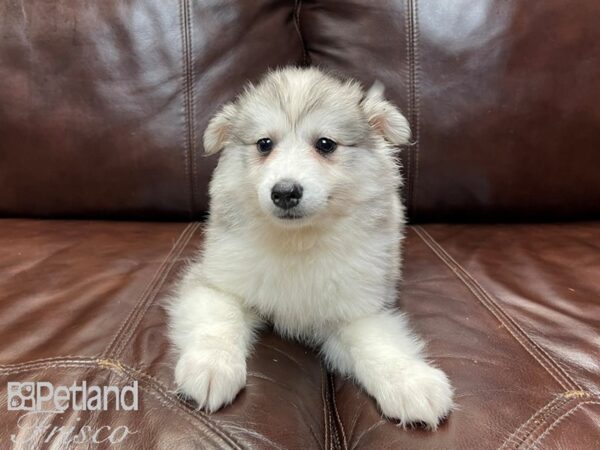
xmin=167 ymin=67 xmax=453 ymax=428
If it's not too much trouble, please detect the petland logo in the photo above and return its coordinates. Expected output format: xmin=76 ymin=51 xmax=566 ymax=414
xmin=8 ymin=381 xmax=138 ymax=412
xmin=7 ymin=381 xmax=138 ymax=445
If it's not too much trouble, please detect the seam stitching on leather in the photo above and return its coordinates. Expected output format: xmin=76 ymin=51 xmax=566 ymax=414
xmin=321 ymin=365 xmax=331 ymax=450
xmin=518 ymin=397 xmax=585 ymax=449
xmin=405 ymin=0 xmax=420 ymax=219
xmin=180 ymin=0 xmax=196 ymax=218
xmin=102 ymin=223 xmax=196 ymax=358
xmin=411 ymin=0 xmax=421 ymax=218
xmin=0 ymin=358 xmax=242 ymax=449
xmin=347 ymin=399 xmax=365 ymax=445
xmin=351 ymin=418 xmax=387 ymax=448
xmin=293 ymin=0 xmax=311 ymax=66
xmin=179 ymin=0 xmax=191 ymax=217
xmin=102 ymin=223 xmax=194 ymax=357
xmin=112 ymin=223 xmax=200 ymax=359
xmin=0 ymin=355 xmax=91 ymax=370
xmin=426 ymin=231 xmax=583 ymax=392
xmin=404 ymin=0 xmax=414 ymax=215
xmin=413 ymin=226 xmax=580 ymax=392
xmin=328 ymin=375 xmax=340 ymax=450
xmin=329 ymin=374 xmax=348 ymax=449
xmin=498 ymin=395 xmax=567 ymax=450
xmin=101 ymin=224 xmax=189 ymax=356
xmin=186 ymin=0 xmax=198 ymax=215
xmin=414 ymin=226 xmax=578 ymax=391
xmin=528 ymin=401 xmax=600 ymax=450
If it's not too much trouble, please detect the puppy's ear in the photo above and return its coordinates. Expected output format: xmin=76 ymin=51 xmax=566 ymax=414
xmin=203 ymin=102 xmax=237 ymax=155
xmin=361 ymin=81 xmax=411 ymax=145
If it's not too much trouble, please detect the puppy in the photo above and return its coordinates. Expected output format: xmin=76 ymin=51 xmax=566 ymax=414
xmin=167 ymin=67 xmax=453 ymax=429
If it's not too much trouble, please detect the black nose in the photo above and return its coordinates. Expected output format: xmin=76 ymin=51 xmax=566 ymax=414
xmin=271 ymin=180 xmax=303 ymax=210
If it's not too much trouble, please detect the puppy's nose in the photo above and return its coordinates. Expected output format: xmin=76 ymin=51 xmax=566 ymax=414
xmin=271 ymin=180 xmax=303 ymax=210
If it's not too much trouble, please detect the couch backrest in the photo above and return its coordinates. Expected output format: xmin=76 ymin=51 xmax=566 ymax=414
xmin=1 ymin=1 xmax=599 ymax=222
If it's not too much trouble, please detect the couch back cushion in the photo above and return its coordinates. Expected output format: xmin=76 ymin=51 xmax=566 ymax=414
xmin=1 ymin=0 xmax=599 ymax=221
xmin=0 ymin=0 xmax=303 ymax=219
xmin=302 ymin=0 xmax=600 ymax=221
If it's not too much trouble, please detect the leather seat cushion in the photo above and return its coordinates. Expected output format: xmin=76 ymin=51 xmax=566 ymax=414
xmin=1 ymin=219 xmax=598 ymax=448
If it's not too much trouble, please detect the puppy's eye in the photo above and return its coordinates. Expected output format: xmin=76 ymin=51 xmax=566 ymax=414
xmin=256 ymin=138 xmax=273 ymax=154
xmin=315 ymin=137 xmax=337 ymax=155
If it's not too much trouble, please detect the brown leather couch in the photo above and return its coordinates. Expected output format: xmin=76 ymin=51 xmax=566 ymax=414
xmin=1 ymin=1 xmax=599 ymax=449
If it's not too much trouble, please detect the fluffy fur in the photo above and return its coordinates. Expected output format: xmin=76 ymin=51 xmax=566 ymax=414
xmin=167 ymin=67 xmax=453 ymax=429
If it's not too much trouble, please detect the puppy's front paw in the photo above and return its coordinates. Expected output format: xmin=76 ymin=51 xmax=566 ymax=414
xmin=175 ymin=348 xmax=246 ymax=413
xmin=373 ymin=361 xmax=453 ymax=429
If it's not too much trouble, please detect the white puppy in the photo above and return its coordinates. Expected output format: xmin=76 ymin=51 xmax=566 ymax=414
xmin=167 ymin=67 xmax=453 ymax=429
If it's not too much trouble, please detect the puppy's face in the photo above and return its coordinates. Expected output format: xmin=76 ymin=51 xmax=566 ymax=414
xmin=204 ymin=68 xmax=410 ymax=228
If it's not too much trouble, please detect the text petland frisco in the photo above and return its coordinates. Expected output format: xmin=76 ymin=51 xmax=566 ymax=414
xmin=7 ymin=380 xmax=139 ymax=445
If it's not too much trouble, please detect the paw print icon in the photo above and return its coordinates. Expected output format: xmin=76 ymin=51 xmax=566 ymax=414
xmin=7 ymin=382 xmax=36 ymax=411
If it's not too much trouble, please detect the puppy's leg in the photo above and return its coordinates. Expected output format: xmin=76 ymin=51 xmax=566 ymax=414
xmin=321 ymin=311 xmax=453 ymax=429
xmin=168 ymin=278 xmax=260 ymax=412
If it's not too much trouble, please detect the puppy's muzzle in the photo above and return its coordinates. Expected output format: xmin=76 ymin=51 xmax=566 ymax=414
xmin=271 ymin=180 xmax=303 ymax=210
